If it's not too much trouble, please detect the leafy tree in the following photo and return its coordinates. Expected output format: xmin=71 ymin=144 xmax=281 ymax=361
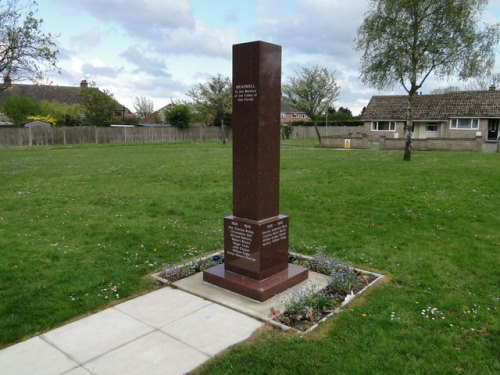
xmin=0 ymin=94 xmax=40 ymax=125
xmin=120 ymin=115 xmax=139 ymax=126
xmin=133 ymin=95 xmax=154 ymax=117
xmin=0 ymin=0 xmax=58 ymax=88
xmin=282 ymin=66 xmax=340 ymax=144
xmin=79 ymin=88 xmax=119 ymax=126
xmin=188 ymin=74 xmax=232 ymax=144
xmin=165 ymin=104 xmax=191 ymax=128
xmin=325 ymin=106 xmax=360 ymax=124
xmin=39 ymin=100 xmax=84 ymax=126
xmin=189 ymin=105 xmax=212 ymax=126
xmin=337 ymin=107 xmax=352 ymax=117
xmin=356 ymin=0 xmax=499 ymax=161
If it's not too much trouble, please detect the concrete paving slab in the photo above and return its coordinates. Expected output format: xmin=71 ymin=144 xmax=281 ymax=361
xmin=85 ymin=330 xmax=209 ymax=375
xmin=0 ymin=336 xmax=78 ymax=375
xmin=42 ymin=308 xmax=154 ymax=364
xmin=161 ymin=303 xmax=263 ymax=356
xmin=173 ymin=270 xmax=331 ymax=323
xmin=61 ymin=367 xmax=94 ymax=375
xmin=115 ymin=287 xmax=211 ymax=328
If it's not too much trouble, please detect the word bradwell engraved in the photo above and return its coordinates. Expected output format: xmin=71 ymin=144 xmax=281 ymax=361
xmin=234 ymin=83 xmax=258 ymax=102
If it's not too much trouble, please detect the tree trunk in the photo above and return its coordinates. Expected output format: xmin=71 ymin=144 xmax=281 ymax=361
xmin=221 ymin=118 xmax=226 ymax=145
xmin=313 ymin=121 xmax=322 ymax=144
xmin=403 ymin=93 xmax=415 ymax=161
xmin=403 ymin=131 xmax=412 ymax=161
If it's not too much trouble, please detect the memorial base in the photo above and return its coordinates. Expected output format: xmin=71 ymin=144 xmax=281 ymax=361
xmin=203 ymin=263 xmax=308 ymax=302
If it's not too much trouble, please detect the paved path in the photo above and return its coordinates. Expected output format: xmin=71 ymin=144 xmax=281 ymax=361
xmin=0 ymin=287 xmax=263 ymax=375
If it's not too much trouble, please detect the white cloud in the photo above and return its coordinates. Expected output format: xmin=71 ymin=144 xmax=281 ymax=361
xmin=81 ymin=63 xmax=122 ymax=78
xmin=66 ymin=0 xmax=194 ymax=37
xmin=121 ymin=47 xmax=171 ymax=77
xmin=69 ymin=27 xmax=102 ymax=52
xmin=258 ymin=0 xmax=368 ymax=66
xmin=153 ymin=21 xmax=239 ymax=58
xmin=56 ymin=0 xmax=238 ymax=59
xmin=110 ymin=74 xmax=190 ymax=110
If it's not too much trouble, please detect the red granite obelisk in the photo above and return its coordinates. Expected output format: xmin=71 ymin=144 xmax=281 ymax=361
xmin=203 ymin=41 xmax=308 ymax=301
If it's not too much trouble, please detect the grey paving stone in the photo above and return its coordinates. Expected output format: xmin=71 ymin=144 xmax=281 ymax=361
xmin=61 ymin=366 xmax=94 ymax=374
xmin=85 ymin=330 xmax=209 ymax=375
xmin=161 ymin=303 xmax=263 ymax=356
xmin=42 ymin=308 xmax=154 ymax=364
xmin=115 ymin=287 xmax=211 ymax=328
xmin=0 ymin=336 xmax=78 ymax=375
xmin=174 ymin=270 xmax=331 ymax=321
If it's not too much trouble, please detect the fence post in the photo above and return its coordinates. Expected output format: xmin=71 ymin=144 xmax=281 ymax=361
xmin=94 ymin=126 xmax=98 ymax=144
xmin=63 ymin=127 xmax=66 ymax=145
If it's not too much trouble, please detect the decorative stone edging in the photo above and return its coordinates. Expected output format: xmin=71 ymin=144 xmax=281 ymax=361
xmin=151 ymin=251 xmax=384 ymax=334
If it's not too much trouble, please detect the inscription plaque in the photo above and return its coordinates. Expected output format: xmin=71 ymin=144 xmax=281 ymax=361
xmin=226 ymin=220 xmax=256 ymax=262
xmin=234 ymin=84 xmax=258 ymax=103
xmin=203 ymin=41 xmax=308 ymax=301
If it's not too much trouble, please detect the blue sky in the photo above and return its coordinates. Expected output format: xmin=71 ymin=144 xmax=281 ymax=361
xmin=34 ymin=0 xmax=500 ymax=115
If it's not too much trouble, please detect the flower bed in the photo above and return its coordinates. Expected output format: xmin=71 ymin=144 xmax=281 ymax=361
xmin=152 ymin=250 xmax=383 ymax=333
xmin=271 ymin=251 xmax=382 ymax=332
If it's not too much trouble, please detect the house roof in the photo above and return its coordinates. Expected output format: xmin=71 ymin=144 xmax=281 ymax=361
xmin=280 ymin=99 xmax=304 ymax=114
xmin=0 ymin=83 xmax=86 ymax=105
xmin=362 ymin=89 xmax=500 ymax=121
xmin=0 ymin=81 xmax=133 ymax=115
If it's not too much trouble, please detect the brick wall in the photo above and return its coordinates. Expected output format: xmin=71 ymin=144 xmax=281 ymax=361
xmin=441 ymin=119 xmax=488 ymax=139
xmin=364 ymin=121 xmax=406 ymax=140
xmin=321 ymin=135 xmax=369 ymax=149
xmin=379 ymin=136 xmax=483 ymax=152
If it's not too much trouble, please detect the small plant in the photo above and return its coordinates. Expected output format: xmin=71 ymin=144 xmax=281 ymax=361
xmin=270 ymin=286 xmax=335 ymax=329
xmin=159 ymin=252 xmax=224 ymax=283
xmin=309 ymin=249 xmax=358 ymax=295
xmin=268 ymin=249 xmax=377 ymax=331
xmin=27 ymin=114 xmax=57 ymax=126
xmin=281 ymin=124 xmax=294 ymax=139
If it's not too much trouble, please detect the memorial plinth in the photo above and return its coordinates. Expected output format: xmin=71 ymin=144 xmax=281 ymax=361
xmin=203 ymin=41 xmax=308 ymax=302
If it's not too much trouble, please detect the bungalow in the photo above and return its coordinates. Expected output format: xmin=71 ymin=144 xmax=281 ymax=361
xmin=0 ymin=78 xmax=133 ymax=118
xmin=362 ymin=87 xmax=500 ymax=147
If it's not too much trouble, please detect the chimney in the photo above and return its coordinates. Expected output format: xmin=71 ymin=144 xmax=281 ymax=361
xmin=489 ymin=85 xmax=496 ymax=91
xmin=80 ymin=79 xmax=88 ymax=88
xmin=3 ymin=76 xmax=11 ymax=88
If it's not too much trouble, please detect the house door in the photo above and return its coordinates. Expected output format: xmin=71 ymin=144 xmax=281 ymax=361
xmin=488 ymin=119 xmax=499 ymax=141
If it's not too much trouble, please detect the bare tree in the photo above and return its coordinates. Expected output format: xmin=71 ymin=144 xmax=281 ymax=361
xmin=467 ymin=72 xmax=500 ymax=90
xmin=133 ymin=95 xmax=154 ymax=117
xmin=0 ymin=0 xmax=59 ymax=89
xmin=430 ymin=86 xmax=462 ymax=95
xmin=356 ymin=0 xmax=499 ymax=161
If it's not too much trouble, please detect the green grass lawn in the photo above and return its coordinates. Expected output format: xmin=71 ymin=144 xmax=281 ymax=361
xmin=1 ymin=142 xmax=499 ymax=374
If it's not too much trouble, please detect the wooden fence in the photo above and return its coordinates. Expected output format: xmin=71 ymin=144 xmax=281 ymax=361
xmin=0 ymin=125 xmax=364 ymax=147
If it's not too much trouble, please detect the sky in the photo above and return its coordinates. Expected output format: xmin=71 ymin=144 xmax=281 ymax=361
xmin=32 ymin=0 xmax=500 ymax=116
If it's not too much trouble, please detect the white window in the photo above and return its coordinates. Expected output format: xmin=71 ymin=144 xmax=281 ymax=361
xmin=292 ymin=113 xmax=299 ymax=118
xmin=450 ymin=118 xmax=479 ymax=130
xmin=371 ymin=121 xmax=396 ymax=131
xmin=302 ymin=114 xmax=308 ymax=118
xmin=280 ymin=112 xmax=286 ymax=119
